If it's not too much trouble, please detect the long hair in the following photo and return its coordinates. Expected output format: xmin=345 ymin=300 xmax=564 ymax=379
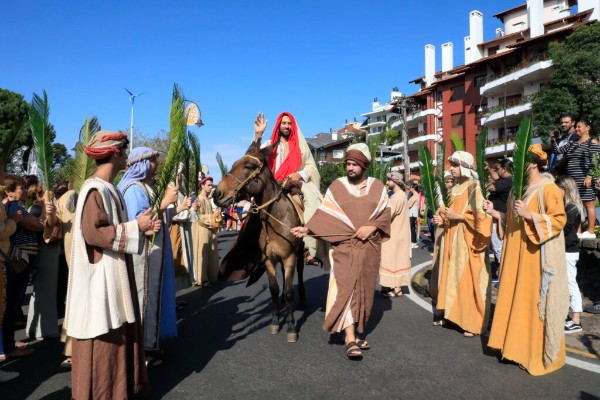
xmin=554 ymin=175 xmax=583 ymax=223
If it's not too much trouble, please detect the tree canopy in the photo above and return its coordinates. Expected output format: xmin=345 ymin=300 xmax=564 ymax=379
xmin=532 ymin=23 xmax=600 ymax=135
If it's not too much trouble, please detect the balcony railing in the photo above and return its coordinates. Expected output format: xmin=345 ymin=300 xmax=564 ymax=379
xmin=482 ymin=93 xmax=535 ymax=117
xmin=483 ymin=51 xmax=550 ymax=85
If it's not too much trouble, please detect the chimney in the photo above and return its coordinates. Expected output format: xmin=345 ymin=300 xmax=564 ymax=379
xmin=527 ymin=0 xmax=544 ymax=38
xmin=372 ymin=97 xmax=379 ymax=110
xmin=578 ymin=0 xmax=600 ymax=20
xmin=425 ymin=44 xmax=436 ymax=87
xmin=467 ymin=10 xmax=484 ymax=63
xmin=391 ymin=87 xmax=402 ymax=101
xmin=332 ymin=132 xmax=338 ymax=141
xmin=441 ymin=42 xmax=453 ymax=72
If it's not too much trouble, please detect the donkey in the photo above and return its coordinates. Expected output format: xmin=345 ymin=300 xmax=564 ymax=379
xmin=213 ymin=138 xmax=306 ymax=343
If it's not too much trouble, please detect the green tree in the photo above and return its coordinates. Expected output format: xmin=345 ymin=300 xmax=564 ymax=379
xmin=317 ymin=162 xmax=343 ymax=193
xmin=532 ymin=23 xmax=600 ymax=135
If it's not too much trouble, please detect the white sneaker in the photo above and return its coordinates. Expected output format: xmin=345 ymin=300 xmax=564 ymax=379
xmin=577 ymin=231 xmax=596 ymax=239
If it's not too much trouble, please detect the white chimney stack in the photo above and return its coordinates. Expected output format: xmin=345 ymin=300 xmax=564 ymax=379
xmin=441 ymin=42 xmax=454 ymax=72
xmin=468 ymin=11 xmax=484 ymax=62
xmin=425 ymin=44 xmax=436 ymax=87
xmin=391 ymin=87 xmax=402 ymax=101
xmin=527 ymin=0 xmax=544 ymax=38
xmin=578 ymin=0 xmax=600 ymax=20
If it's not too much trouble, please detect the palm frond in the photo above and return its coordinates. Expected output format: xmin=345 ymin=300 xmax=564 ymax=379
xmin=475 ymin=127 xmax=489 ymax=199
xmin=436 ymin=141 xmax=450 ymax=207
xmin=72 ymin=116 xmax=100 ymax=193
xmin=216 ymin=152 xmax=228 ymax=178
xmin=419 ymin=146 xmax=440 ymax=212
xmin=511 ymin=117 xmax=533 ymax=201
xmin=450 ymin=131 xmax=465 ymax=152
xmin=151 ymin=84 xmax=188 ymax=212
xmin=188 ymin=131 xmax=201 ymax=191
xmin=30 ymin=91 xmax=54 ymax=197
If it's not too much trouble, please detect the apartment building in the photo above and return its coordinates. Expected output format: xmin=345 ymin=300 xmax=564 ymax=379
xmin=365 ymin=0 xmax=599 ymax=174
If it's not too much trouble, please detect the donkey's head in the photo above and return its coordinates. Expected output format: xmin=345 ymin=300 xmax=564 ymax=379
xmin=213 ymin=136 xmax=277 ymax=208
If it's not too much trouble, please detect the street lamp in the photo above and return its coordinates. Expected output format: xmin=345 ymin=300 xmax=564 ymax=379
xmin=392 ymin=94 xmax=417 ymax=182
xmin=125 ymin=88 xmax=143 ymax=152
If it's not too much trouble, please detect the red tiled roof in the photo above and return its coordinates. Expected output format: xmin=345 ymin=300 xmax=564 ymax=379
xmin=480 ymin=29 xmax=529 ymax=47
xmin=544 ymin=9 xmax=594 ymax=26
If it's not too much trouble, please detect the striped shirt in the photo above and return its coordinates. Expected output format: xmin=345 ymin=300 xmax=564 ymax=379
xmin=6 ymin=201 xmax=39 ymax=254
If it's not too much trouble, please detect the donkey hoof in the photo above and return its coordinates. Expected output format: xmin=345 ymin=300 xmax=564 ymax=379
xmin=286 ymin=331 xmax=298 ymax=343
xmin=270 ymin=324 xmax=280 ymax=335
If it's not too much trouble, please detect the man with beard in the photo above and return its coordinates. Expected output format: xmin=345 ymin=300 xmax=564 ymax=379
xmin=291 ymin=143 xmax=390 ymax=360
xmin=549 ymin=113 xmax=578 ymax=176
xmin=64 ymin=131 xmax=160 ymax=398
xmin=254 ymin=112 xmax=327 ymax=267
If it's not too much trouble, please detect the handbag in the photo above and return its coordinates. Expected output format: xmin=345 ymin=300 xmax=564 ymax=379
xmin=0 ymin=246 xmax=29 ymax=275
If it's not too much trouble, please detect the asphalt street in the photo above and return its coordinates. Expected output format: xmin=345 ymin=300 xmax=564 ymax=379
xmin=1 ymin=231 xmax=599 ymax=399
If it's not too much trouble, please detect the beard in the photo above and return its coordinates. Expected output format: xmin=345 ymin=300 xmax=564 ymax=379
xmin=279 ymin=128 xmax=291 ymax=139
xmin=347 ymin=169 xmax=364 ymax=183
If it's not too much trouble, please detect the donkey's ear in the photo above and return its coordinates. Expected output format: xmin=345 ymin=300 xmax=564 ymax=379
xmin=260 ymin=141 xmax=278 ymax=160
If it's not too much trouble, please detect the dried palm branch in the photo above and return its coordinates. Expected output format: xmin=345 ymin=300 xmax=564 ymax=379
xmin=188 ymin=131 xmax=201 ymax=192
xmin=30 ymin=91 xmax=54 ymax=199
xmin=419 ymin=146 xmax=440 ymax=213
xmin=450 ymin=131 xmax=465 ymax=152
xmin=72 ymin=116 xmax=100 ymax=193
xmin=475 ymin=127 xmax=489 ymax=199
xmin=511 ymin=117 xmax=533 ymax=202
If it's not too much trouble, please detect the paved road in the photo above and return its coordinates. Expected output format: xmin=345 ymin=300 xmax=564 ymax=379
xmin=2 ymin=232 xmax=599 ymax=399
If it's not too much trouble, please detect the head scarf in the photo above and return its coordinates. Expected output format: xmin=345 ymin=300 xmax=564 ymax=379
xmin=198 ymin=176 xmax=213 ymax=187
xmin=448 ymin=151 xmax=478 ymax=180
xmin=117 ymin=147 xmax=160 ymax=192
xmin=443 ymin=170 xmax=453 ymax=180
xmin=529 ymin=144 xmax=548 ymax=161
xmin=83 ymin=131 xmax=128 ymax=160
xmin=268 ymin=112 xmax=302 ymax=180
xmin=346 ymin=143 xmax=371 ymax=170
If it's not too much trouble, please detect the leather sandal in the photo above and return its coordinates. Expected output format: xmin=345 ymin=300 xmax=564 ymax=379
xmin=356 ymin=339 xmax=370 ymax=350
xmin=345 ymin=342 xmax=363 ymax=360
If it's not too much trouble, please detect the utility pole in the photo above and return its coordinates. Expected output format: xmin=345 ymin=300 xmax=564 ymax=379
xmin=394 ymin=95 xmax=416 ymax=182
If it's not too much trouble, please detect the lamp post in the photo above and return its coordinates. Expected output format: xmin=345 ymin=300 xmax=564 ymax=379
xmin=125 ymin=88 xmax=143 ymax=152
xmin=394 ymin=95 xmax=417 ymax=182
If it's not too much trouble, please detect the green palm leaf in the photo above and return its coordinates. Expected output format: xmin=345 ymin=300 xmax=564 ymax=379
xmin=188 ymin=131 xmax=201 ymax=192
xmin=151 ymin=84 xmax=188 ymax=212
xmin=72 ymin=116 xmax=100 ymax=193
xmin=475 ymin=127 xmax=489 ymax=199
xmin=30 ymin=91 xmax=54 ymax=197
xmin=419 ymin=146 xmax=440 ymax=212
xmin=450 ymin=131 xmax=465 ymax=152
xmin=216 ymin=152 xmax=228 ymax=178
xmin=436 ymin=141 xmax=450 ymax=207
xmin=511 ymin=117 xmax=533 ymax=201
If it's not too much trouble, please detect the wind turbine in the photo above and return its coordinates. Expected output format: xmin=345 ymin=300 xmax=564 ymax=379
xmin=125 ymin=88 xmax=143 ymax=152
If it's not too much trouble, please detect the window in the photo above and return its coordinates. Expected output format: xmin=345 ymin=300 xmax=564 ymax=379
xmin=474 ymin=75 xmax=487 ymax=87
xmin=319 ymin=151 xmax=327 ymax=162
xmin=488 ymin=45 xmax=499 ymax=56
xmin=450 ymin=85 xmax=465 ymax=102
xmin=438 ymin=117 xmax=443 ymax=128
xmin=333 ymin=150 xmax=344 ymax=159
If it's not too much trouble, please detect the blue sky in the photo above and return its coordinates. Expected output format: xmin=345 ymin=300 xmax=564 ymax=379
xmin=2 ymin=0 xmax=521 ymax=179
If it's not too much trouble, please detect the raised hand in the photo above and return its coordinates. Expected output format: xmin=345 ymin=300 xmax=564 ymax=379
xmin=254 ymin=113 xmax=268 ymax=137
xmin=161 ymin=186 xmax=179 ymax=211
xmin=513 ymin=200 xmax=532 ymax=220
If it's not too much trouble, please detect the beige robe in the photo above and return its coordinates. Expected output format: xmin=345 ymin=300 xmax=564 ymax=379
xmin=191 ymin=196 xmax=219 ymax=284
xmin=379 ymin=189 xmax=411 ymax=288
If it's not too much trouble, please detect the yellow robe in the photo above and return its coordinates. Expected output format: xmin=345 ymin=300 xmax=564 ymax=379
xmin=488 ymin=181 xmax=568 ymax=376
xmin=379 ymin=189 xmax=411 ymax=288
xmin=191 ymin=196 xmax=219 ymax=284
xmin=436 ymin=179 xmax=492 ymax=334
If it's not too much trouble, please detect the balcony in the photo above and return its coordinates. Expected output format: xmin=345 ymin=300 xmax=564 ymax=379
xmin=390 ymin=132 xmax=438 ymax=150
xmin=481 ymin=94 xmax=534 ymax=126
xmin=480 ymin=52 xmax=552 ymax=97
xmin=485 ymin=136 xmax=544 ymax=157
xmin=391 ymin=107 xmax=436 ymax=129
